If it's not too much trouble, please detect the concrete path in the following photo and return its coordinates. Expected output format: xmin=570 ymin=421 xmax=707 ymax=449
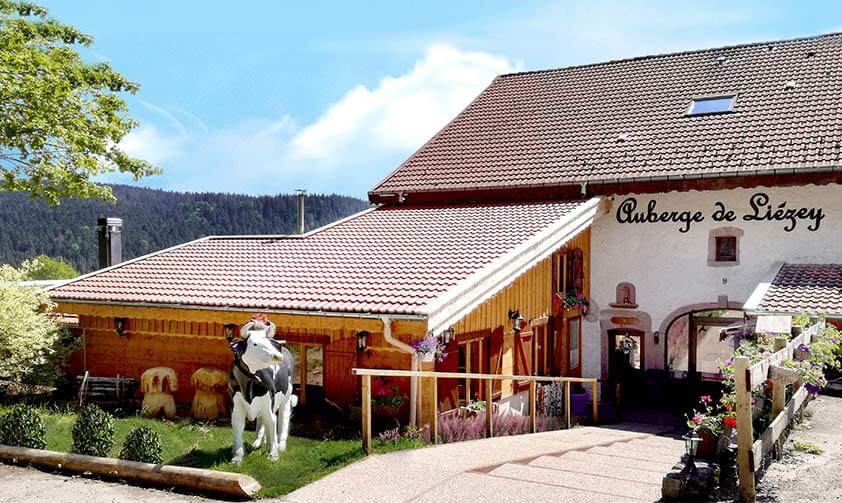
xmin=283 ymin=423 xmax=684 ymax=503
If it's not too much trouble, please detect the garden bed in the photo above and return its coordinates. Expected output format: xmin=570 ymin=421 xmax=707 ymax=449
xmin=0 ymin=405 xmax=400 ymax=498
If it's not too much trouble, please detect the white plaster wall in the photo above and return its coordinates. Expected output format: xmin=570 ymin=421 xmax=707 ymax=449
xmin=582 ymin=183 xmax=842 ymax=380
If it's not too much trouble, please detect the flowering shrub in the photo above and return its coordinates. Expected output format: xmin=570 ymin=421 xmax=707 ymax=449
xmin=686 ymin=394 xmax=735 ymax=436
xmin=411 ymin=334 xmax=447 ymax=362
xmin=436 ymin=412 xmax=562 ymax=444
xmin=372 ymin=378 xmax=407 ymax=416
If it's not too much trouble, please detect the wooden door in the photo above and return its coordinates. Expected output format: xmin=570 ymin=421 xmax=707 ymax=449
xmin=323 ymin=337 xmax=358 ymax=406
xmin=514 ymin=330 xmax=534 ymax=392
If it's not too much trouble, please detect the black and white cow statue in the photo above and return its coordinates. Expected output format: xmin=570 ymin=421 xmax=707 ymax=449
xmin=228 ymin=317 xmax=297 ymax=464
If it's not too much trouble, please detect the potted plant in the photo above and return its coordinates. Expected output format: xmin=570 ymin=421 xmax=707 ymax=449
xmin=791 ymin=313 xmax=811 ymax=336
xmin=686 ymin=394 xmax=733 ymax=458
xmin=411 ymin=334 xmax=447 ymax=363
xmin=562 ymin=290 xmax=589 ymax=312
xmin=372 ymin=379 xmax=408 ymax=418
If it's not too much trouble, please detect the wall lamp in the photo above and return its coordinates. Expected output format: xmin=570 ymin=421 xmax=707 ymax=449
xmin=508 ymin=309 xmax=524 ymax=332
xmin=356 ymin=330 xmax=369 ymax=351
xmin=114 ymin=317 xmax=128 ymax=336
xmin=441 ymin=327 xmax=455 ymax=345
xmin=224 ymin=323 xmax=238 ymax=341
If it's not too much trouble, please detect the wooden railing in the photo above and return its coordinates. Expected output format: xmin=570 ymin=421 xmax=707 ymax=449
xmin=735 ymin=321 xmax=824 ymax=502
xmin=352 ymin=368 xmax=598 ymax=454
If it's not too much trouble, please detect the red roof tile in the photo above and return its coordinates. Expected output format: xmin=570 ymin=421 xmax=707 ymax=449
xmin=758 ymin=263 xmax=842 ymax=316
xmin=371 ymin=33 xmax=842 ymax=197
xmin=51 ymin=200 xmax=586 ymax=315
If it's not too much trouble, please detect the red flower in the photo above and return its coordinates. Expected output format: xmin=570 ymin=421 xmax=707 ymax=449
xmin=724 ymin=416 xmax=737 ymax=428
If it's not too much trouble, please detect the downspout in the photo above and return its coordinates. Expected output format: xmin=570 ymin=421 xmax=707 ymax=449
xmin=381 ymin=316 xmax=418 ymax=426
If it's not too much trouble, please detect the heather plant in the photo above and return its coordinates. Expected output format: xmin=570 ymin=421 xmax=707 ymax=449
xmin=436 ymin=412 xmax=562 ymax=444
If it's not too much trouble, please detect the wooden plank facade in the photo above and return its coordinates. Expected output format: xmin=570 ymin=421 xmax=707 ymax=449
xmin=57 ymin=228 xmax=591 ymax=422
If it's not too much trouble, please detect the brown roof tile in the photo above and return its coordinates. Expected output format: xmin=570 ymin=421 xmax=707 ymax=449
xmin=758 ymin=263 xmax=842 ymax=315
xmin=371 ymin=33 xmax=842 ymax=197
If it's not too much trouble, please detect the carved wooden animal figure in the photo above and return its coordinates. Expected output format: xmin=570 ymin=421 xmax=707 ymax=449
xmin=229 ymin=318 xmax=297 ymax=464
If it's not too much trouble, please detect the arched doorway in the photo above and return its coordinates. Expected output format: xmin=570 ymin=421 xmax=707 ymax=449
xmin=607 ymin=328 xmax=645 ymax=409
xmin=663 ymin=306 xmax=744 ymax=400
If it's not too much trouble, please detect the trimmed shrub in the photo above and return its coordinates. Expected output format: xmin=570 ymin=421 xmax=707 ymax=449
xmin=72 ymin=404 xmax=114 ymax=457
xmin=0 ymin=406 xmax=46 ymax=449
xmin=119 ymin=426 xmax=164 ymax=464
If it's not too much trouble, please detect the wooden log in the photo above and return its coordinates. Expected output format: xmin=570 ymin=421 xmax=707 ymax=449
xmin=0 ymin=445 xmax=260 ymax=499
xmin=361 ymin=374 xmax=372 ymax=455
xmin=529 ymin=381 xmax=537 ymax=434
xmin=735 ymin=356 xmax=756 ymax=502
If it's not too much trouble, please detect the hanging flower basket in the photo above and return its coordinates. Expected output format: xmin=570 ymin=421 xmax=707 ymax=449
xmin=562 ymin=290 xmax=589 ymax=312
xmin=411 ymin=334 xmax=447 ymax=363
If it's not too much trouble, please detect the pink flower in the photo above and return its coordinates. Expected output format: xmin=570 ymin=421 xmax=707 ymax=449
xmin=700 ymin=395 xmax=712 ymax=404
xmin=692 ymin=414 xmax=703 ymax=425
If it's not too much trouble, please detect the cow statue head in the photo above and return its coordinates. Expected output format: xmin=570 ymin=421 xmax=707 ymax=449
xmin=232 ymin=318 xmax=285 ymax=374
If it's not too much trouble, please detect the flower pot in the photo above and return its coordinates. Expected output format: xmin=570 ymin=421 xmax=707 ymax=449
xmin=419 ymin=352 xmax=435 ymax=363
xmin=696 ymin=427 xmax=721 ymax=459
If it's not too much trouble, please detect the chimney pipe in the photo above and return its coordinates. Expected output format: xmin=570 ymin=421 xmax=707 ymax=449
xmin=295 ymin=189 xmax=307 ymax=234
xmin=97 ymin=217 xmax=123 ymax=269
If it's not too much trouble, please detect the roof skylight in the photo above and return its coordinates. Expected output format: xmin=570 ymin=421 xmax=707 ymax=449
xmin=687 ymin=95 xmax=736 ymax=116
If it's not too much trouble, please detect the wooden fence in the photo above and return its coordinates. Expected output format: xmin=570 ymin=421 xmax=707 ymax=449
xmin=735 ymin=321 xmax=825 ymax=502
xmin=351 ymin=368 xmax=599 ymax=454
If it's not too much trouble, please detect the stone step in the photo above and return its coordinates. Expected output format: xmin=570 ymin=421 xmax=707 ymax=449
xmin=559 ymin=449 xmax=676 ymax=474
xmin=528 ymin=455 xmax=666 ymax=485
xmin=487 ymin=463 xmax=660 ymax=501
xmin=588 ymin=442 xmax=683 ymax=464
xmin=629 ymin=435 xmax=685 ymax=449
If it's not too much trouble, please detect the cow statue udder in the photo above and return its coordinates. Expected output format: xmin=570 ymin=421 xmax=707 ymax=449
xmin=228 ymin=317 xmax=297 ymax=464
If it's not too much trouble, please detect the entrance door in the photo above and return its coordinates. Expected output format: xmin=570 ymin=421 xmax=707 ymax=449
xmin=607 ymin=329 xmax=645 ymax=407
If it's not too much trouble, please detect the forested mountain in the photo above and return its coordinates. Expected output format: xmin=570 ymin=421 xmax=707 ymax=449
xmin=0 ymin=185 xmax=370 ymax=273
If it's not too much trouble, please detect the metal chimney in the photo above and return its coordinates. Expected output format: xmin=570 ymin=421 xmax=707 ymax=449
xmin=295 ymin=189 xmax=307 ymax=234
xmin=96 ymin=217 xmax=123 ymax=269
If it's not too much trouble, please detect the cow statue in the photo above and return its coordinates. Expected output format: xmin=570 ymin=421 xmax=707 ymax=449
xmin=228 ymin=316 xmax=297 ymax=464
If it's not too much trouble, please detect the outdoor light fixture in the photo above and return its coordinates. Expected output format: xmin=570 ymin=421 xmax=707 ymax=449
xmin=508 ymin=309 xmax=524 ymax=332
xmin=441 ymin=327 xmax=454 ymax=345
xmin=114 ymin=317 xmax=128 ymax=336
xmin=356 ymin=330 xmax=369 ymax=351
xmin=224 ymin=323 xmax=238 ymax=341
xmin=653 ymin=330 xmax=660 ymax=345
xmin=682 ymin=431 xmax=701 ymax=472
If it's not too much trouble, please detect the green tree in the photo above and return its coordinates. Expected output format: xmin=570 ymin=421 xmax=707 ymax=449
xmin=0 ymin=262 xmax=67 ymax=384
xmin=0 ymin=1 xmax=160 ymax=203
xmin=22 ymin=254 xmax=78 ymax=279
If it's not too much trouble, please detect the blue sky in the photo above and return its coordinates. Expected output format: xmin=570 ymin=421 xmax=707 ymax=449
xmin=42 ymin=1 xmax=842 ymax=198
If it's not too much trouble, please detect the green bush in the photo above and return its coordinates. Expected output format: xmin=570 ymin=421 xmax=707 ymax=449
xmin=0 ymin=406 xmax=46 ymax=449
xmin=72 ymin=405 xmax=114 ymax=457
xmin=119 ymin=426 xmax=164 ymax=464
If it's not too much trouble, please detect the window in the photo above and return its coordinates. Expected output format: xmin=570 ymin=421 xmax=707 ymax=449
xmin=687 ymin=95 xmax=736 ymax=116
xmin=707 ymin=227 xmax=743 ymax=267
xmin=715 ymin=236 xmax=737 ymax=262
xmin=568 ymin=317 xmax=581 ymax=370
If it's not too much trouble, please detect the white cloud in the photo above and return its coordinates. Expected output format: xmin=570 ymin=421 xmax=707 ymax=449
xmin=125 ymin=44 xmax=517 ymax=197
xmin=119 ymin=125 xmax=184 ymax=165
xmin=290 ymin=44 xmax=518 ymax=160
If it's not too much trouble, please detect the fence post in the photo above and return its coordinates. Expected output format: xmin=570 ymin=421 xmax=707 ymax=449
xmin=361 ymin=374 xmax=372 ymax=455
xmin=485 ymin=378 xmax=493 ymax=438
xmin=431 ymin=376 xmax=439 ymax=444
xmin=591 ymin=379 xmax=599 ymax=425
xmin=735 ymin=356 xmax=755 ymax=502
xmin=564 ymin=380 xmax=572 ymax=429
xmin=772 ymin=337 xmax=787 ymax=417
xmin=529 ymin=380 xmax=537 ymax=433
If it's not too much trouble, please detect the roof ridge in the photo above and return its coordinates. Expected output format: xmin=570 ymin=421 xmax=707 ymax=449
xmin=498 ymin=30 xmax=842 ymax=78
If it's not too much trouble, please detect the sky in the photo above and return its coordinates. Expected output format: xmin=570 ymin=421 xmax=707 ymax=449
xmin=41 ymin=1 xmax=842 ymax=199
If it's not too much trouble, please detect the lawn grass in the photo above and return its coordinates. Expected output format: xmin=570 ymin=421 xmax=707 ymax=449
xmin=0 ymin=405 xmax=422 ymax=498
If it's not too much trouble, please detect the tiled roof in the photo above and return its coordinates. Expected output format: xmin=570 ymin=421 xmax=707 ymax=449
xmin=51 ymin=200 xmax=587 ymax=316
xmin=757 ymin=263 xmax=842 ymax=316
xmin=371 ymin=33 xmax=842 ymax=197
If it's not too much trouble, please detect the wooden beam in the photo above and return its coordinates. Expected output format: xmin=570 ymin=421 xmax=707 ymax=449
xmin=299 ymin=345 xmax=307 ymax=407
xmin=529 ymin=381 xmax=537 ymax=433
xmin=431 ymin=376 xmax=439 ymax=444
xmin=351 ymin=368 xmax=599 ymax=384
xmin=735 ymin=356 xmax=756 ymax=502
xmin=361 ymin=374 xmax=372 ymax=455
xmin=564 ymin=380 xmax=571 ymax=429
xmin=465 ymin=343 xmax=472 ymax=405
xmin=485 ymin=378 xmax=493 ymax=438
xmin=592 ymin=381 xmax=599 ymax=425
xmin=771 ymin=338 xmax=787 ymax=418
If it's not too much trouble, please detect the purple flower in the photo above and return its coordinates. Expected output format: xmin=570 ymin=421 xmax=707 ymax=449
xmin=798 ymin=344 xmax=810 ymax=354
xmin=723 ymin=358 xmax=733 ymax=367
xmin=805 ymin=383 xmax=821 ymax=394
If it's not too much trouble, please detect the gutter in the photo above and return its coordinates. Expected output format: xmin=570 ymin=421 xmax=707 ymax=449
xmin=381 ymin=316 xmax=419 ymax=426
